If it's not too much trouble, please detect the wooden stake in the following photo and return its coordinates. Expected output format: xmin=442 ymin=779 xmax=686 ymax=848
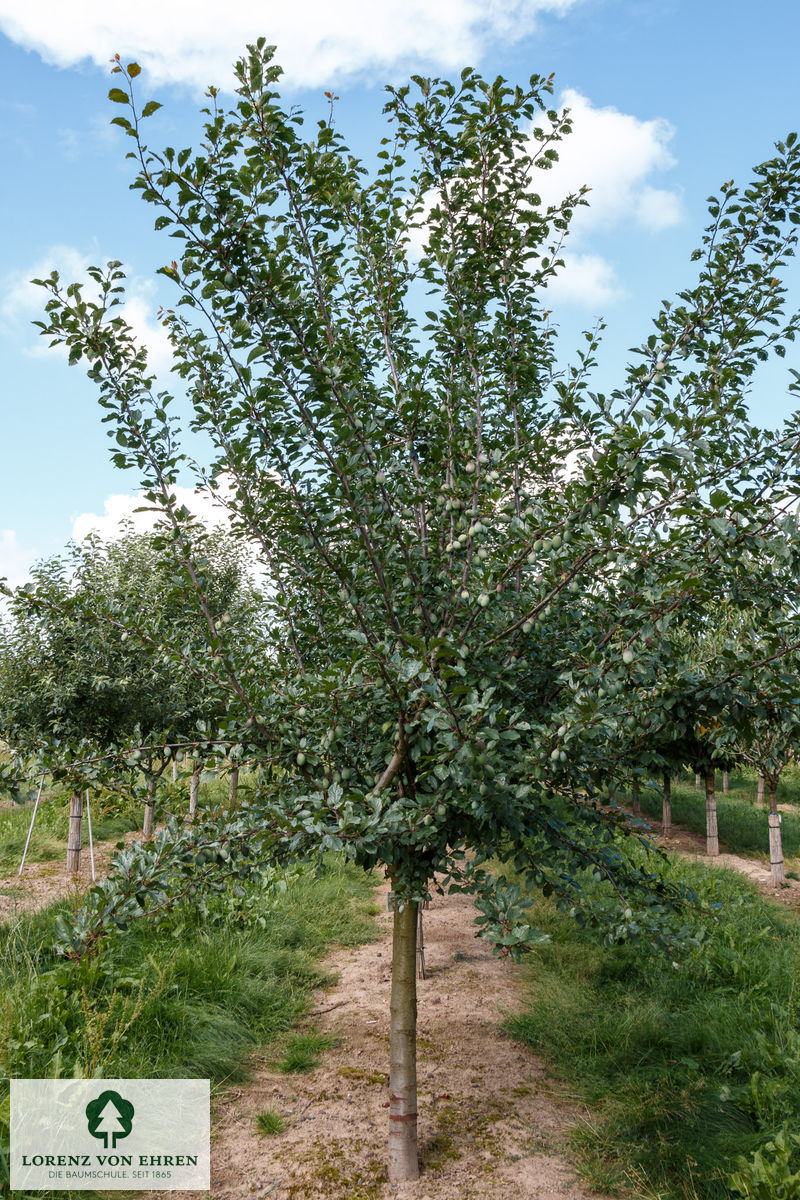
xmin=705 ymin=767 xmax=719 ymax=856
xmin=662 ymin=771 xmax=672 ymax=836
xmin=66 ymin=791 xmax=83 ymax=873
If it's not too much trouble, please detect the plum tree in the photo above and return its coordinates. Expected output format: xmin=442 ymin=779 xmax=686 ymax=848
xmin=34 ymin=43 xmax=800 ymax=1179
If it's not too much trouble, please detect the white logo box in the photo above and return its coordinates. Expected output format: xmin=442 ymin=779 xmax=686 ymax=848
xmin=11 ymin=1079 xmax=210 ymax=1191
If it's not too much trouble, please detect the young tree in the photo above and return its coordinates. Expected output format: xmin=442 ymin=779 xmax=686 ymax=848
xmin=35 ymin=44 xmax=800 ymax=1180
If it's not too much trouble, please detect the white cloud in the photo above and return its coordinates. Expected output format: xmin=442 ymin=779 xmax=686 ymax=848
xmin=71 ymin=486 xmax=231 ymax=543
xmin=530 ymin=89 xmax=682 ymax=235
xmin=0 ymin=0 xmax=578 ymax=92
xmin=634 ymin=185 xmax=684 ymax=232
xmin=0 ymin=246 xmax=174 ymax=373
xmin=546 ymin=252 xmax=624 ymax=308
xmin=0 ymin=530 xmax=38 ymax=590
xmin=0 ymin=244 xmax=96 ymax=328
xmin=71 ymin=485 xmax=271 ymax=591
xmin=115 ymin=282 xmax=175 ymax=375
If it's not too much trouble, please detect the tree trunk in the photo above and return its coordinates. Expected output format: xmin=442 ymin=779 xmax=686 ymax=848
xmin=189 ymin=766 xmax=200 ymax=820
xmin=722 ymin=770 xmax=729 ymax=794
xmin=631 ymin=785 xmax=641 ymax=816
xmin=705 ymin=767 xmax=719 ymax=856
xmin=757 ymin=773 xmax=765 ymax=805
xmin=388 ymin=896 xmax=419 ymax=1183
xmin=768 ymin=781 xmax=785 ymax=886
xmin=228 ymin=767 xmax=239 ymax=810
xmin=662 ymin=771 xmax=672 ymax=835
xmin=172 ymin=759 xmax=179 ymax=783
xmin=142 ymin=776 xmax=156 ymax=839
xmin=66 ymin=790 xmax=83 ymax=873
xmin=694 ymin=772 xmax=701 ymax=790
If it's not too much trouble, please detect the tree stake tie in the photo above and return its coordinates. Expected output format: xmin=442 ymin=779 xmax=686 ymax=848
xmin=18 ymin=771 xmax=46 ymax=876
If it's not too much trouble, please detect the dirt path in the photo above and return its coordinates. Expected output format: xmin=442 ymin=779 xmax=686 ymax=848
xmin=150 ymin=880 xmax=608 ymax=1200
xmin=0 ymin=828 xmax=142 ymax=922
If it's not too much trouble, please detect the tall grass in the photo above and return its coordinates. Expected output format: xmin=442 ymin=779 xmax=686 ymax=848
xmin=508 ymin=851 xmax=800 ymax=1198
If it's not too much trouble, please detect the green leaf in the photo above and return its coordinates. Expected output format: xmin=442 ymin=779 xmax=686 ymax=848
xmin=108 ymin=88 xmax=130 ymax=104
xmin=141 ymin=101 xmax=163 ymax=119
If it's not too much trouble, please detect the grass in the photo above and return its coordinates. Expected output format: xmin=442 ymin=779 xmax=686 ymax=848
xmin=255 ymin=1107 xmax=287 ymax=1136
xmin=0 ymin=854 xmax=378 ymax=1199
xmin=629 ymin=771 xmax=800 ymax=860
xmin=276 ymin=1030 xmax=336 ymax=1073
xmin=507 ymin=849 xmax=800 ymax=1199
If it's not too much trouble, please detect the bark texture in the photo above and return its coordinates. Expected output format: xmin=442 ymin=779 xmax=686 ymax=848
xmin=66 ymin=790 xmax=83 ymax=873
xmin=705 ymin=767 xmax=719 ymax=856
xmin=768 ymin=782 xmax=785 ymax=885
xmin=722 ymin=770 xmax=729 ymax=794
xmin=694 ymin=773 xmax=701 ymax=790
xmin=757 ymin=773 xmax=765 ymax=804
xmin=229 ymin=767 xmax=240 ymax=809
xmin=388 ymin=896 xmax=419 ymax=1182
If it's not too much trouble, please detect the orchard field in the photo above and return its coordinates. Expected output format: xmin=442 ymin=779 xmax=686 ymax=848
xmin=5 ymin=38 xmax=800 ymax=1200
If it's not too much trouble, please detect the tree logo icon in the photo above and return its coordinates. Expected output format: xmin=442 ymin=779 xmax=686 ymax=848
xmin=85 ymin=1090 xmax=135 ymax=1149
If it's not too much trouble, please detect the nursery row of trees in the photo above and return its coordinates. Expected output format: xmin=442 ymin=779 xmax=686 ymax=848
xmin=3 ymin=42 xmax=800 ymax=1181
xmin=0 ymin=527 xmax=262 ymax=865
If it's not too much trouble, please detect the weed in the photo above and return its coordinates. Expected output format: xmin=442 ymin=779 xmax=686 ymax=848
xmin=277 ymin=1030 xmax=335 ymax=1073
xmin=0 ymin=857 xmax=378 ymax=1198
xmin=255 ymin=1108 xmax=286 ymax=1136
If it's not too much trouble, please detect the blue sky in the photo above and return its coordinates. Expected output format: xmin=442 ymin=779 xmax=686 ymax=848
xmin=1 ymin=0 xmax=799 ymax=585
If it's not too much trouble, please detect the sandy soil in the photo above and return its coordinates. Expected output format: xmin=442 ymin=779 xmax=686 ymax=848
xmin=147 ymin=880 xmax=610 ymax=1200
